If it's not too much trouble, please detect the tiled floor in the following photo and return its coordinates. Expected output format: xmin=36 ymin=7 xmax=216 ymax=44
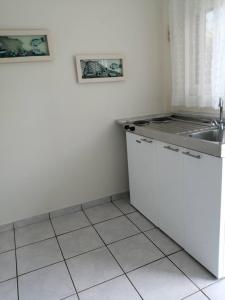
xmin=0 ymin=198 xmax=224 ymax=299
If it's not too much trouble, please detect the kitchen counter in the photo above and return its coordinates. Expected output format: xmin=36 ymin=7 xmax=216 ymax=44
xmin=124 ymin=113 xmax=225 ymax=278
xmin=117 ymin=112 xmax=225 ymax=157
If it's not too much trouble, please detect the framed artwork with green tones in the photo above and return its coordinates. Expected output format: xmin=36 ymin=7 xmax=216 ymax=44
xmin=0 ymin=29 xmax=52 ymax=63
xmin=76 ymin=54 xmax=125 ymax=83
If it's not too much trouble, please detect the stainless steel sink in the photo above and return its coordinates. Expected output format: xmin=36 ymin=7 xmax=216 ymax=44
xmin=189 ymin=129 xmax=223 ymax=142
xmin=132 ymin=116 xmax=172 ymax=126
xmin=150 ymin=117 xmax=172 ymax=123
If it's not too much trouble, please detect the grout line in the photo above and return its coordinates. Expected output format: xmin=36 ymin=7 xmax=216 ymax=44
xmin=11 ymin=220 xmax=181 ymax=282
xmin=85 ymin=214 xmax=124 ymax=226
xmin=110 ymin=201 xmax=153 ymax=232
xmin=65 ymin=245 xmax=105 ymax=262
xmin=15 ymin=236 xmax=55 ymax=250
xmin=16 ymin=224 xmax=96 ymax=251
xmin=14 ymin=233 xmax=183 ymax=281
xmin=12 ymin=204 xmax=134 ymax=252
xmin=144 ymin=232 xmax=201 ymax=291
xmin=142 ymin=227 xmax=159 ymax=233
xmin=0 ymin=247 xmax=16 ymax=256
xmin=125 ymin=256 xmax=166 ymax=275
xmin=81 ymin=207 xmax=144 ymax=300
xmin=78 ymin=274 xmax=124 ymax=294
xmin=112 ymin=203 xmax=137 ymax=215
xmin=125 ymin=211 xmax=138 ymax=216
xmin=54 ymin=224 xmax=91 ymax=238
xmin=142 ymin=227 xmax=201 ymax=291
xmin=200 ymin=289 xmax=211 ymax=300
xmin=60 ymin=293 xmax=80 ymax=300
xmin=181 ymin=290 xmax=210 ymax=300
xmin=14 ymin=215 xmax=142 ymax=253
xmin=49 ymin=214 xmax=80 ymax=300
xmin=106 ymin=232 xmax=142 ymax=245
xmin=111 ymin=201 xmax=202 ymax=293
xmin=180 ymin=290 xmax=202 ymax=300
xmin=0 ymin=276 xmax=17 ymax=285
xmin=196 ymin=271 xmax=225 ymax=293
xmin=0 ymin=192 xmax=129 ymax=234
xmin=9 ymin=200 xmax=218 ymax=299
xmin=13 ymin=224 xmax=19 ymax=300
xmin=17 ymin=260 xmax=64 ymax=278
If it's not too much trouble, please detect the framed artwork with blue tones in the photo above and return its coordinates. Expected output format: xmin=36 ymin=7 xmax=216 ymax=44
xmin=76 ymin=54 xmax=125 ymax=83
xmin=0 ymin=30 xmax=52 ymax=63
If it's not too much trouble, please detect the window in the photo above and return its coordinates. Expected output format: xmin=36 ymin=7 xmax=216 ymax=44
xmin=169 ymin=0 xmax=225 ymax=108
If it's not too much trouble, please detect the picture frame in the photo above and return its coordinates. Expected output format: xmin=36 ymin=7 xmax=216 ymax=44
xmin=0 ymin=29 xmax=53 ymax=63
xmin=75 ymin=54 xmax=125 ymax=83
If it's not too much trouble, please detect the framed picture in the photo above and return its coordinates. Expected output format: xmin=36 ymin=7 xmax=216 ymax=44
xmin=76 ymin=54 xmax=125 ymax=83
xmin=0 ymin=29 xmax=52 ymax=63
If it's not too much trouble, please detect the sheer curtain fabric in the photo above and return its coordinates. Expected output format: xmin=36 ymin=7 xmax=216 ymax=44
xmin=169 ymin=0 xmax=225 ymax=108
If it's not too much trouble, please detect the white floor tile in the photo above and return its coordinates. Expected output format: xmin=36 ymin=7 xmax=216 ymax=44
xmin=58 ymin=226 xmax=103 ymax=259
xmin=2 ymin=201 xmax=220 ymax=300
xmin=51 ymin=211 xmax=90 ymax=235
xmin=0 ymin=278 xmax=17 ymax=300
xmin=145 ymin=228 xmax=181 ymax=255
xmin=67 ymin=247 xmax=122 ymax=292
xmin=185 ymin=291 xmax=208 ymax=300
xmin=0 ymin=230 xmax=15 ymax=254
xmin=0 ymin=251 xmax=16 ymax=282
xmin=108 ymin=233 xmax=164 ymax=272
xmin=94 ymin=216 xmax=140 ymax=244
xmin=169 ymin=251 xmax=217 ymax=289
xmin=127 ymin=212 xmax=155 ymax=231
xmin=128 ymin=257 xmax=198 ymax=300
xmin=19 ymin=262 xmax=75 ymax=300
xmin=113 ymin=199 xmax=136 ymax=214
xmin=84 ymin=203 xmax=122 ymax=224
xmin=17 ymin=238 xmax=63 ymax=275
xmin=15 ymin=220 xmax=54 ymax=247
xmin=64 ymin=294 xmax=78 ymax=300
xmin=79 ymin=275 xmax=141 ymax=300
xmin=203 ymin=278 xmax=225 ymax=300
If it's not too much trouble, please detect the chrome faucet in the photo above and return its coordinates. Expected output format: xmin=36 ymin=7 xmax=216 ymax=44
xmin=212 ymin=98 xmax=224 ymax=130
xmin=219 ymin=98 xmax=223 ymax=129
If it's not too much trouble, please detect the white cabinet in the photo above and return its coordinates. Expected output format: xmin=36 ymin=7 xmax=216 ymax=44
xmin=156 ymin=142 xmax=185 ymax=246
xmin=182 ymin=149 xmax=223 ymax=277
xmin=126 ymin=132 xmax=225 ymax=278
xmin=126 ymin=132 xmax=160 ymax=226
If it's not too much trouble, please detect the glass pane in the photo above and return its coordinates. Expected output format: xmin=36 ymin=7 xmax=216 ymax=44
xmin=81 ymin=59 xmax=123 ymax=79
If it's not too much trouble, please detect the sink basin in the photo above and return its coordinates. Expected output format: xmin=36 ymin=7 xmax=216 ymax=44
xmin=132 ymin=116 xmax=172 ymax=126
xmin=189 ymin=129 xmax=223 ymax=142
xmin=150 ymin=117 xmax=172 ymax=123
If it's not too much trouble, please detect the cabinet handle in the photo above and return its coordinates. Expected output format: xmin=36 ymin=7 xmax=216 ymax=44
xmin=136 ymin=140 xmax=141 ymax=143
xmin=182 ymin=151 xmax=201 ymax=159
xmin=164 ymin=145 xmax=179 ymax=152
xmin=141 ymin=138 xmax=153 ymax=143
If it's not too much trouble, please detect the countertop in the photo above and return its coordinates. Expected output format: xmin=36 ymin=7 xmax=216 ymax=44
xmin=117 ymin=112 xmax=225 ymax=157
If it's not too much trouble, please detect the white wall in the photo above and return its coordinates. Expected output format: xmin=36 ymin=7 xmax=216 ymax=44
xmin=0 ymin=0 xmax=170 ymax=225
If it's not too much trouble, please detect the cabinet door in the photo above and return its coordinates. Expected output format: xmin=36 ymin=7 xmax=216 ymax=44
xmin=126 ymin=132 xmax=159 ymax=226
xmin=182 ymin=149 xmax=223 ymax=277
xmin=156 ymin=142 xmax=185 ymax=246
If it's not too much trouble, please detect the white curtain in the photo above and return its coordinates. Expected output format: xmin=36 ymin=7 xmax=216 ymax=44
xmin=169 ymin=0 xmax=225 ymax=108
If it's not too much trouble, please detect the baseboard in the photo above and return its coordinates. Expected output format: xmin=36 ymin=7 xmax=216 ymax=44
xmin=0 ymin=190 xmax=129 ymax=232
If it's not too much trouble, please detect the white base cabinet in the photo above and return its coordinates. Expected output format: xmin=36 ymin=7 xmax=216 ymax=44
xmin=126 ymin=132 xmax=160 ymax=226
xmin=156 ymin=141 xmax=185 ymax=247
xmin=182 ymin=150 xmax=223 ymax=277
xmin=126 ymin=132 xmax=225 ymax=278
